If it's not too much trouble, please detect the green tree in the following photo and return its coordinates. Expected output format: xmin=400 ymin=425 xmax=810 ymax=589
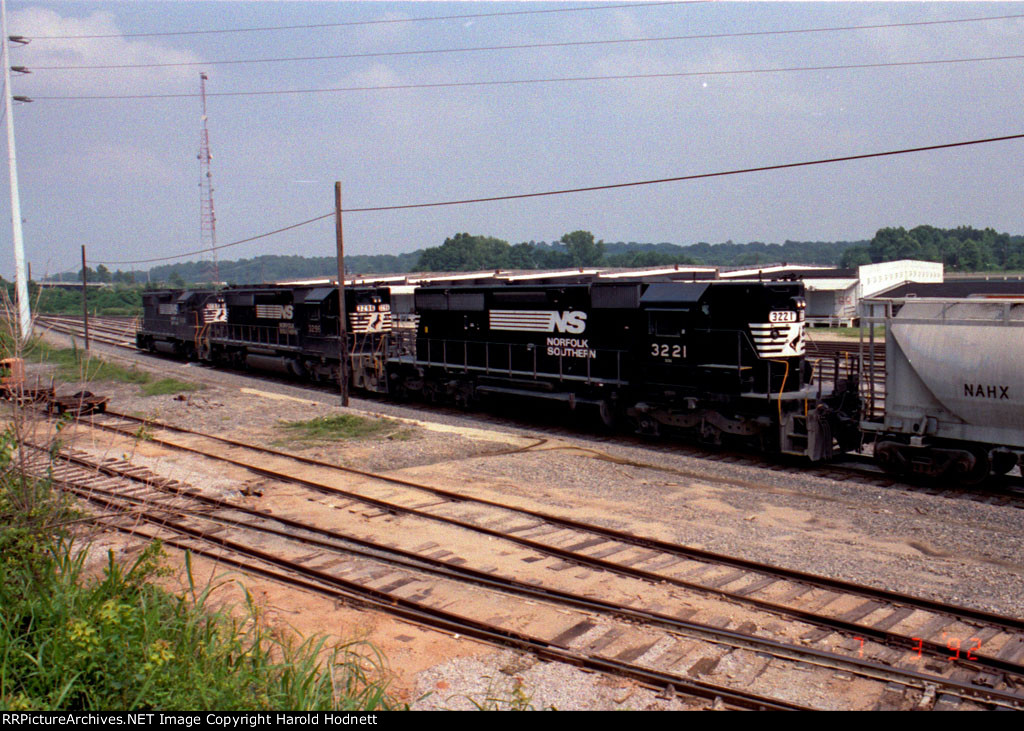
xmin=839 ymin=246 xmax=872 ymax=268
xmin=560 ymin=230 xmax=605 ymax=267
xmin=869 ymin=227 xmax=920 ymax=262
xmin=604 ymin=250 xmax=696 ymax=267
xmin=416 ymin=233 xmax=511 ymax=271
xmin=508 ymin=242 xmax=539 ymax=269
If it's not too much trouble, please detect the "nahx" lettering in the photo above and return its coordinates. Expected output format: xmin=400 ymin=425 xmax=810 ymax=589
xmin=963 ymin=384 xmax=1009 ymax=399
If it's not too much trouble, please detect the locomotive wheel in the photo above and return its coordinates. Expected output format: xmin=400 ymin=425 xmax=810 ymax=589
xmin=991 ymin=452 xmax=1018 ymax=476
xmin=453 ymin=383 xmax=476 ymax=410
xmin=422 ymin=382 xmax=442 ymax=404
xmin=628 ymin=413 xmax=660 ymax=437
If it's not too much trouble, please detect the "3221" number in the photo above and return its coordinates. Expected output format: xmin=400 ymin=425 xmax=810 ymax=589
xmin=651 ymin=343 xmax=685 ymax=359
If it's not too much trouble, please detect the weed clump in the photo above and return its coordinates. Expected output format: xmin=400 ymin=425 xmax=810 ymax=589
xmin=141 ymin=378 xmax=202 ymax=397
xmin=276 ymin=414 xmax=399 ymax=442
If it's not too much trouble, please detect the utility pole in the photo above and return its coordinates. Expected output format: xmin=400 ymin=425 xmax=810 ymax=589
xmin=334 ymin=181 xmax=349 ymax=407
xmin=81 ymin=245 xmax=89 ymax=350
xmin=1 ymin=0 xmax=30 ymax=341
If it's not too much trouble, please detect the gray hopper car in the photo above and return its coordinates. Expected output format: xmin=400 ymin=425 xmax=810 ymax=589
xmin=861 ymin=297 xmax=1024 ymax=484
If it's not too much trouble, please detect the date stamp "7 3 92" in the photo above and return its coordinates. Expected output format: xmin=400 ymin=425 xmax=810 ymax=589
xmin=851 ymin=635 xmax=983 ymax=661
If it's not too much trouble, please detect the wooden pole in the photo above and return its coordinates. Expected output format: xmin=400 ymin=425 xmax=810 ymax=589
xmin=334 ymin=181 xmax=349 ymax=407
xmin=80 ymin=245 xmax=90 ymax=350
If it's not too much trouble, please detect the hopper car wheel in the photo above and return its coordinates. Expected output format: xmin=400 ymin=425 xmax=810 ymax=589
xmin=951 ymin=449 xmax=991 ymax=487
xmin=874 ymin=441 xmax=907 ymax=476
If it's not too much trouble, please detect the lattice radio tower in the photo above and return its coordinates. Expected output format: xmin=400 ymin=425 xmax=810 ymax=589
xmin=198 ymin=71 xmax=219 ymax=283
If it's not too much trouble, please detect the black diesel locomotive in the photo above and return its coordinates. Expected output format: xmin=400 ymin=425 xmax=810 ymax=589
xmin=138 ymin=284 xmax=394 ymax=393
xmin=138 ymin=279 xmax=858 ymax=461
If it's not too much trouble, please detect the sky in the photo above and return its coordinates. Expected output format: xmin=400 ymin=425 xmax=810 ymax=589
xmin=1 ymin=0 xmax=1023 ymax=278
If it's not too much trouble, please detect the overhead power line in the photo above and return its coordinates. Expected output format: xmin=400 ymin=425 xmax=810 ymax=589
xmin=28 ymin=12 xmax=1024 ymax=71
xmin=91 ymin=132 xmax=1024 ymax=266
xmin=26 ymin=1 xmax=700 ymax=40
xmin=94 ymin=211 xmax=335 ymax=265
xmin=31 ymin=53 xmax=1024 ymax=101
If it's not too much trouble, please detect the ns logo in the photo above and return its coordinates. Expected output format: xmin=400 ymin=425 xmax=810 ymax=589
xmin=489 ymin=308 xmax=588 ymax=334
xmin=552 ymin=311 xmax=587 ymax=334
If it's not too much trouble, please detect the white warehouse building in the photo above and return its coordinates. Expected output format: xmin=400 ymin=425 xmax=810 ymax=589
xmin=803 ymin=260 xmax=944 ymax=327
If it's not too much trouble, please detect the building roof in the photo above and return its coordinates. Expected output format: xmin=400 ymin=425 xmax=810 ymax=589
xmin=598 ymin=266 xmax=717 ymax=279
xmin=719 ymin=264 xmax=834 ymax=279
xmin=802 ymin=278 xmax=859 ymax=291
xmin=873 ymin=279 xmax=1024 ymax=299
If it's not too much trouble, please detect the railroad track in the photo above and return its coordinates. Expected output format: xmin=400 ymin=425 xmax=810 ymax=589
xmin=36 ymin=315 xmax=138 ymax=349
xmin=45 ymin=407 xmax=1024 ymax=709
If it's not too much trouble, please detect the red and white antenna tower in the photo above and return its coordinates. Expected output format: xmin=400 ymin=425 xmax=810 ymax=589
xmin=198 ymin=71 xmax=219 ymax=283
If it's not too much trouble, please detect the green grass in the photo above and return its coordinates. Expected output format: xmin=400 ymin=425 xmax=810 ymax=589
xmin=28 ymin=340 xmax=151 ymax=385
xmin=0 ymin=425 xmax=400 ymax=712
xmin=276 ymin=414 xmax=400 ymax=442
xmin=23 ymin=338 xmax=201 ymax=395
xmin=810 ymin=325 xmax=886 ymax=339
xmin=141 ymin=378 xmax=203 ymax=397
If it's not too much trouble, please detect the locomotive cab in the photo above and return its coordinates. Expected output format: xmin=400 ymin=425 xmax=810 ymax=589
xmin=630 ymin=281 xmax=828 ymax=457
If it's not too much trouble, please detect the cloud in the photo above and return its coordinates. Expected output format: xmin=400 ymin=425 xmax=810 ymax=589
xmin=332 ymin=10 xmax=416 ymax=53
xmin=337 ymin=61 xmax=407 ymax=89
xmin=10 ymin=7 xmax=203 ymax=97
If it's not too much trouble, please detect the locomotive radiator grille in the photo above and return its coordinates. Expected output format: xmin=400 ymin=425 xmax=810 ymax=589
xmin=349 ymin=311 xmax=392 ymax=333
xmin=748 ymin=321 xmax=805 ymax=358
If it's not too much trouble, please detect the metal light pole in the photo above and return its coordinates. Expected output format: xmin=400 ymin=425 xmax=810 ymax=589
xmin=1 ymin=0 xmax=30 ymax=341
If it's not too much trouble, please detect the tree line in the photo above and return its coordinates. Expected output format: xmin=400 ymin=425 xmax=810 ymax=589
xmin=412 ymin=231 xmax=870 ymax=272
xmin=840 ymin=225 xmax=1024 ymax=271
xmin=34 ymin=224 xmax=1024 ymax=287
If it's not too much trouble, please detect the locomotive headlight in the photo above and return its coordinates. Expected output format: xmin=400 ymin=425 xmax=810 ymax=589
xmin=791 ymin=297 xmax=806 ymax=310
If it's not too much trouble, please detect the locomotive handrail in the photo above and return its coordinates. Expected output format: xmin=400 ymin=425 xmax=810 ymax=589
xmin=208 ymin=322 xmax=299 ymax=349
xmin=862 ymin=296 xmax=1024 ymax=327
xmin=418 ymin=336 xmax=630 ymax=386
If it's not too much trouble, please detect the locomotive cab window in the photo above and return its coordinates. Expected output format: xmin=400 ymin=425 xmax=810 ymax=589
xmin=648 ymin=311 xmax=687 ymax=338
